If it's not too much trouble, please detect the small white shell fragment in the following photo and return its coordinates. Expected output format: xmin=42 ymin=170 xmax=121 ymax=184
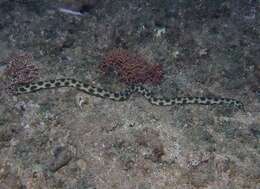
xmin=75 ymin=93 xmax=89 ymax=110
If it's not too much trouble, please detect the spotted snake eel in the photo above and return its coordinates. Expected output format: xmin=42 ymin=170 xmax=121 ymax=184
xmin=14 ymin=78 xmax=244 ymax=110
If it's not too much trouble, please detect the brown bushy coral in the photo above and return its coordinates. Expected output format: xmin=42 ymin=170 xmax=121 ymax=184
xmin=99 ymin=49 xmax=163 ymax=85
xmin=3 ymin=52 xmax=39 ymax=94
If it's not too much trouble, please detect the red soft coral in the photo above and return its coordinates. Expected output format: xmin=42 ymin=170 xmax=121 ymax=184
xmin=100 ymin=48 xmax=163 ymax=85
xmin=3 ymin=52 xmax=39 ymax=94
xmin=5 ymin=52 xmax=39 ymax=85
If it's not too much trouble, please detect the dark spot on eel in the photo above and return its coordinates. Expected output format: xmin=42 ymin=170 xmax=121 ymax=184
xmin=37 ymin=81 xmax=44 ymax=85
xmin=19 ymin=87 xmax=26 ymax=92
xmin=153 ymin=98 xmax=158 ymax=102
xmin=200 ymin=97 xmax=206 ymax=101
xmin=45 ymin=83 xmax=51 ymax=88
xmin=176 ymin=97 xmax=182 ymax=101
xmin=30 ymin=86 xmax=37 ymax=90
xmin=83 ymin=83 xmax=89 ymax=88
xmin=97 ymin=88 xmax=103 ymax=93
xmin=55 ymin=82 xmax=61 ymax=87
xmin=119 ymin=97 xmax=126 ymax=101
xmin=165 ymin=99 xmax=171 ymax=103
xmin=104 ymin=93 xmax=110 ymax=97
xmin=88 ymin=88 xmax=94 ymax=93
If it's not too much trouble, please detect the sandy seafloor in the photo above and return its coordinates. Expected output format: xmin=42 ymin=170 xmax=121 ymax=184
xmin=0 ymin=0 xmax=259 ymax=188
